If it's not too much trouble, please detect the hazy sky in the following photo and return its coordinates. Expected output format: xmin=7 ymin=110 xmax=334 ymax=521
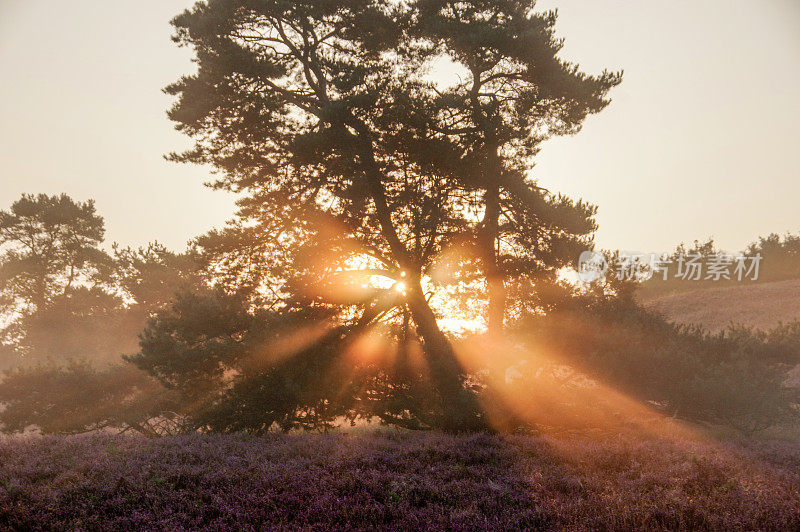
xmin=1 ymin=1 xmax=799 ymax=254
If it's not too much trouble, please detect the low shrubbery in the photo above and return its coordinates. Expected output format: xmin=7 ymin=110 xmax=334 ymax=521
xmin=2 ymin=291 xmax=799 ymax=437
xmin=513 ymin=295 xmax=800 ymax=435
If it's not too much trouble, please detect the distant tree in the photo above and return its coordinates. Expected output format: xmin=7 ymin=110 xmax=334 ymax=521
xmin=0 ymin=193 xmax=110 ymax=316
xmin=0 ymin=236 xmax=206 ymax=435
xmin=634 ymin=231 xmax=800 ymax=302
xmin=746 ymin=232 xmax=800 ymax=282
xmin=671 ymin=238 xmax=719 ymax=261
xmin=0 ymin=194 xmax=114 ymax=364
xmin=0 ymin=194 xmax=203 ymax=368
xmin=8 ymin=286 xmax=128 ymax=367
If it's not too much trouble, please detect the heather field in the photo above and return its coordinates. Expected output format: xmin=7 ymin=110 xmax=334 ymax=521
xmin=1 ymin=432 xmax=799 ymax=531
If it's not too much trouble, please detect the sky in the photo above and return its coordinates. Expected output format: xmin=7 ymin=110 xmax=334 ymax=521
xmin=1 ymin=0 xmax=799 ymax=254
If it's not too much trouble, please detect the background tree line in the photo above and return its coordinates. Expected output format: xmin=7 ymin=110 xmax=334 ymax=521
xmin=637 ymin=234 xmax=800 ymax=300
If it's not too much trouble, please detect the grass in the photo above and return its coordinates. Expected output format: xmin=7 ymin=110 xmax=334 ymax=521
xmin=1 ymin=431 xmax=799 ymax=530
xmin=642 ymin=279 xmax=800 ymax=332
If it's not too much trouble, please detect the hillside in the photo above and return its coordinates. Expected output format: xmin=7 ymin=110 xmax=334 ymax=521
xmin=641 ymin=279 xmax=800 ymax=332
xmin=1 ymin=432 xmax=799 ymax=530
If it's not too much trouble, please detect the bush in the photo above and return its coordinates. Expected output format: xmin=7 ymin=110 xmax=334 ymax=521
xmin=510 ymin=296 xmax=799 ymax=435
xmin=0 ymin=361 xmax=179 ymax=436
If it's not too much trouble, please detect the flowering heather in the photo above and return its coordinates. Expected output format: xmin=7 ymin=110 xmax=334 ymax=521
xmin=0 ymin=432 xmax=799 ymax=530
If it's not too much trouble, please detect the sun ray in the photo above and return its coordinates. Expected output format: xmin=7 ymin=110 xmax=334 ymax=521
xmin=454 ymin=335 xmax=703 ymax=441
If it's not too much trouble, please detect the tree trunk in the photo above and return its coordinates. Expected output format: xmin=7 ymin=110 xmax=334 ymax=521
xmin=344 ymin=117 xmax=487 ymax=431
xmin=468 ymin=69 xmax=507 ymax=338
xmin=405 ymin=279 xmax=487 ymax=431
xmin=480 ymin=181 xmax=506 ymax=337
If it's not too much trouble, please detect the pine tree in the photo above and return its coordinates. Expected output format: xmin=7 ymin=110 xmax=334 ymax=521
xmin=161 ymin=0 xmax=621 ymax=430
xmin=413 ymin=0 xmax=621 ymax=334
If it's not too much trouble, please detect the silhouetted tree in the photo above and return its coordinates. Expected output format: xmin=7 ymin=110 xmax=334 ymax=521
xmin=0 ymin=194 xmax=203 ymax=368
xmin=0 ymin=193 xmax=110 ymax=315
xmin=159 ymin=0 xmax=623 ymax=432
xmin=0 ymin=194 xmax=113 ymax=364
xmin=164 ymin=0 xmax=491 ymax=430
xmin=413 ymin=0 xmax=621 ymax=334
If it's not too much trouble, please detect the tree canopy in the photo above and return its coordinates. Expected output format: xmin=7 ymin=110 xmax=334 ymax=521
xmin=0 ymin=193 xmax=110 ymax=315
xmin=160 ymin=0 xmax=620 ymax=430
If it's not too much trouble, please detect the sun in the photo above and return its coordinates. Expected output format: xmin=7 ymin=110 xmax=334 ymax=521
xmin=341 ymin=253 xmax=486 ymax=333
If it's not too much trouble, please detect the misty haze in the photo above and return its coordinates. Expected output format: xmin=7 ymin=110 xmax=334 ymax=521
xmin=1 ymin=1 xmax=800 ymax=529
